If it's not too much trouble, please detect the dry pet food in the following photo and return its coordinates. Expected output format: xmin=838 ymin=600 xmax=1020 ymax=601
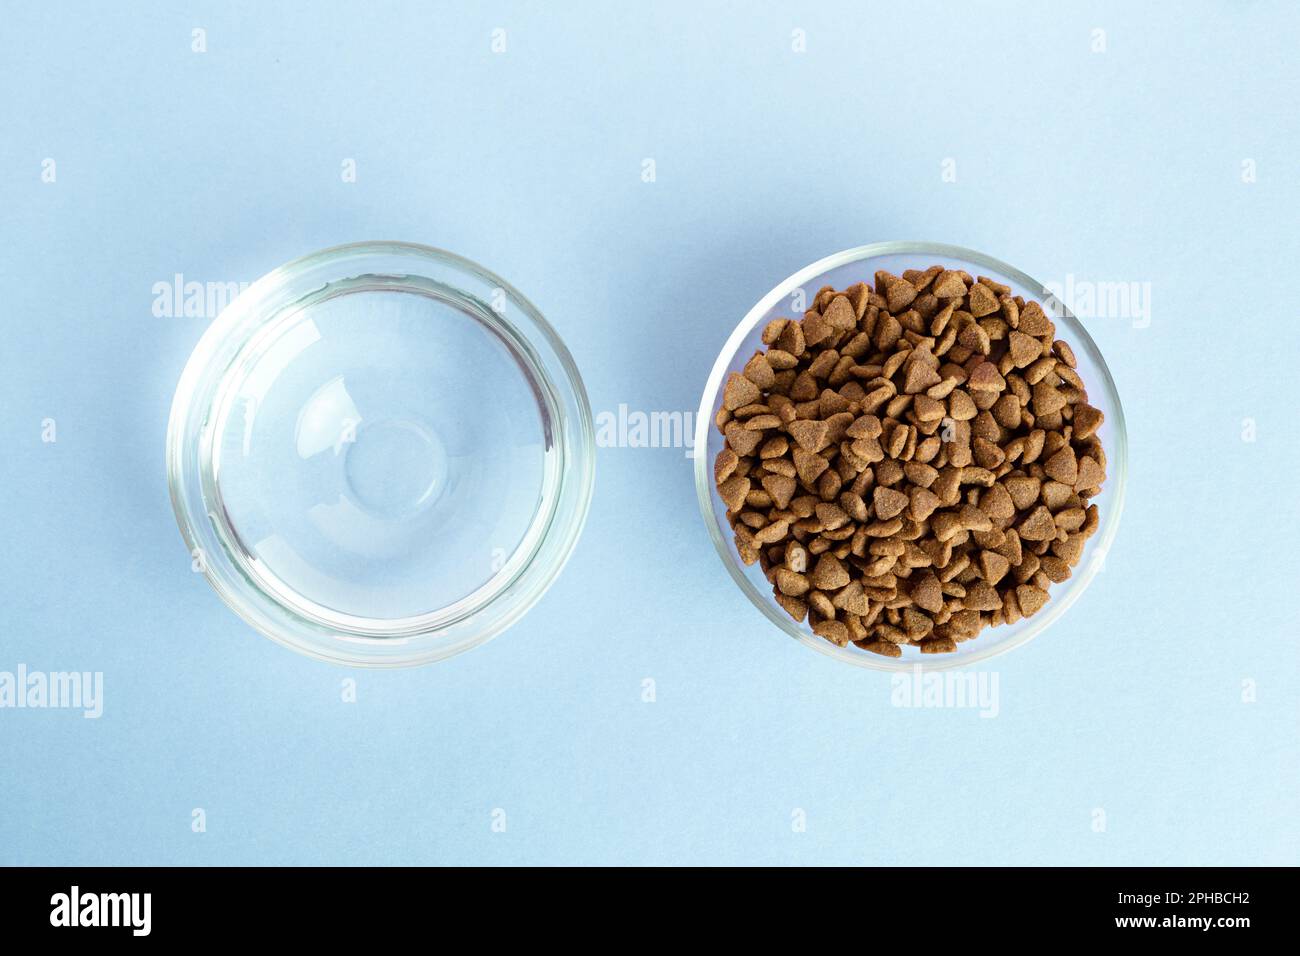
xmin=714 ymin=267 xmax=1106 ymax=655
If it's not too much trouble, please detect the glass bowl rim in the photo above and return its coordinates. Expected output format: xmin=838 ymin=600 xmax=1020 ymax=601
xmin=692 ymin=241 xmax=1129 ymax=672
xmin=166 ymin=240 xmax=597 ymax=667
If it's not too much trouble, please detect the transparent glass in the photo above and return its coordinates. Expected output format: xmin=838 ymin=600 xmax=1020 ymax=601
xmin=168 ymin=242 xmax=595 ymax=666
xmin=694 ymin=242 xmax=1128 ymax=671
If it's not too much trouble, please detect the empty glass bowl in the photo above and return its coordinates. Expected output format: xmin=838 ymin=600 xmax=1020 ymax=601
xmin=694 ymin=242 xmax=1127 ymax=670
xmin=168 ymin=242 xmax=595 ymax=666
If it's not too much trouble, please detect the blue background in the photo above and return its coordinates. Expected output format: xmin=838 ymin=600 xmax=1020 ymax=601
xmin=2 ymin=1 xmax=1296 ymax=865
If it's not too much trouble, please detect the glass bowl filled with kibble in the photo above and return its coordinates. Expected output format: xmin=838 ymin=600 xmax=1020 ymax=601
xmin=694 ymin=242 xmax=1127 ymax=670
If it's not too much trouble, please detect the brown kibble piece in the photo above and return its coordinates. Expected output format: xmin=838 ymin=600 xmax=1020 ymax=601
xmin=788 ymin=418 xmax=830 ymax=452
xmin=849 ymin=437 xmax=884 ymax=465
xmin=948 ymin=389 xmax=977 ymax=420
xmin=967 ymin=362 xmax=1006 ymax=392
xmin=1032 ymin=381 xmax=1067 ymax=416
xmin=858 ymin=640 xmax=901 ymax=657
xmin=1017 ymin=505 xmax=1057 ymax=541
xmin=1003 ymin=475 xmax=1041 ymax=511
xmin=967 ymin=282 xmax=999 ymax=317
xmin=913 ymin=394 xmax=945 ymax=421
xmin=815 ymin=502 xmax=849 ymax=530
xmin=1015 ymin=584 xmax=1049 ymax=616
xmin=1008 ymin=331 xmax=1042 ymax=367
xmin=873 ymin=486 xmax=910 ymax=520
xmin=753 ymin=519 xmax=789 ymax=545
xmin=776 ymin=568 xmax=810 ymax=597
xmin=958 ymin=503 xmax=993 ymax=532
xmin=762 ymin=318 xmax=788 ymax=344
xmin=723 ymin=372 xmax=760 ymax=410
xmin=958 ymin=321 xmax=991 ymax=355
xmin=920 ymin=637 xmax=958 ymax=654
xmin=1018 ymin=301 xmax=1053 ymax=336
xmin=905 ymin=461 xmax=938 ymax=487
xmin=932 ymin=271 xmax=966 ymax=298
xmin=718 ymin=476 xmax=750 ymax=512
xmin=1043 ymin=446 xmax=1078 ymax=485
xmin=885 ymin=277 xmax=918 ymax=312
xmin=932 ymin=511 xmax=963 ymax=541
xmin=1073 ymin=403 xmax=1104 ymax=439
xmin=775 ymin=592 xmax=807 ymax=622
xmin=1075 ymin=455 xmax=1105 ymax=491
xmin=909 ymin=486 xmax=942 ymax=522
xmin=903 ymin=360 xmax=942 ymax=395
xmin=823 ymin=295 xmax=857 ymax=331
xmin=979 ymin=550 xmax=1011 ymax=585
xmin=902 ymin=608 xmax=933 ymax=640
xmin=911 ymin=573 xmax=944 ymax=614
xmin=963 ymin=581 xmax=1002 ymax=611
xmin=1042 ymin=480 xmax=1073 ymax=511
xmin=981 ymin=482 xmax=1016 ymax=521
xmin=714 ymin=448 xmax=738 ymax=485
xmin=793 ymin=447 xmax=830 ymax=485
xmin=810 ymin=553 xmax=850 ymax=590
xmin=724 ymin=421 xmax=763 ymax=457
xmin=802 ymin=310 xmax=832 ymax=347
xmin=776 ymin=320 xmax=805 ymax=356
xmin=767 ymin=348 xmax=798 ymax=370
xmin=833 ymin=581 xmax=870 ymax=616
xmin=812 ymin=618 xmax=851 ymax=646
xmin=846 ymin=414 xmax=883 ymax=439
xmin=743 ymin=353 xmax=776 ymax=388
xmin=761 ymin=473 xmax=797 ymax=510
xmin=808 ymin=593 xmax=835 ymax=621
xmin=1054 ymin=534 xmax=1085 ymax=564
xmin=1039 ymin=555 xmax=1071 ymax=583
